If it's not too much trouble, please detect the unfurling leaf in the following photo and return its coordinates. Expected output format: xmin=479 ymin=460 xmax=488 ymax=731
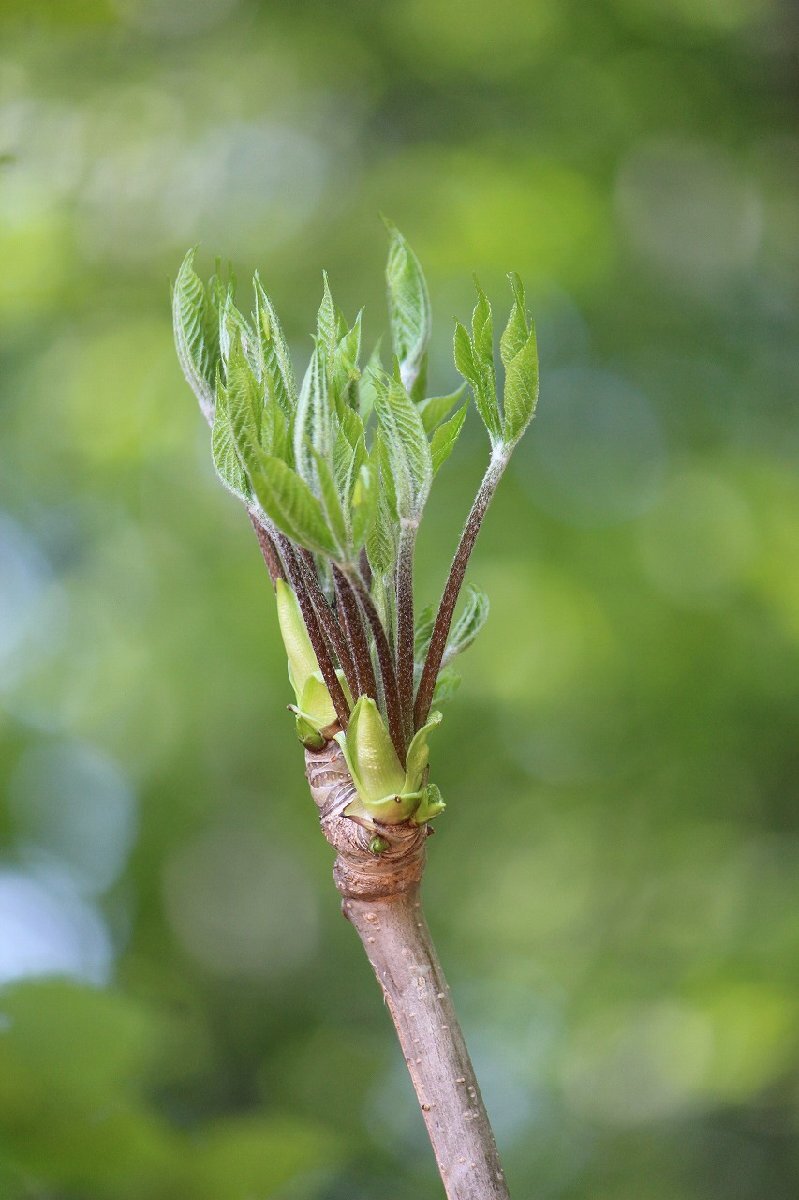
xmin=417 ymin=384 xmax=467 ymax=435
xmin=499 ymin=272 xmax=528 ymax=367
xmin=248 ymin=454 xmax=336 ymax=556
xmin=294 ymin=346 xmax=333 ymax=491
xmin=316 ymin=272 xmax=338 ymax=364
xmin=373 ymin=375 xmax=432 ymax=520
xmin=335 ymin=698 xmax=443 ymax=825
xmin=211 ymin=378 xmax=251 ymax=501
xmin=172 ymin=249 xmax=221 ymax=420
xmin=502 ymin=321 xmax=539 ymax=445
xmin=453 ymin=291 xmax=502 ymax=447
xmin=430 ymin=403 xmax=467 ymax=475
xmin=443 ymin=585 xmax=489 ymax=664
xmin=384 ymin=220 xmax=431 ymax=397
xmin=254 ymin=275 xmax=296 ymax=416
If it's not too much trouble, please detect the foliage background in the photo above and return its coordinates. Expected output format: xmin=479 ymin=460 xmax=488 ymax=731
xmin=1 ymin=0 xmax=798 ymax=1196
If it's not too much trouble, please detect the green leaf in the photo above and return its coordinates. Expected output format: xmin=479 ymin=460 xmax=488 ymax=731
xmin=443 ymin=584 xmax=489 ymax=663
xmin=350 ymin=460 xmax=377 ymax=551
xmin=332 ymin=309 xmax=363 ymax=410
xmin=499 ymin=271 xmax=528 ymax=367
xmin=471 ymin=278 xmax=494 ymax=365
xmin=254 ymin=275 xmax=296 ymax=416
xmin=260 ymin=397 xmax=290 ymax=461
xmin=219 ymin=294 xmax=258 ymax=374
xmin=225 ymin=333 xmax=262 ymax=454
xmin=502 ymin=321 xmax=539 ymax=444
xmin=310 ymin=446 xmax=348 ymax=554
xmin=294 ymin=346 xmax=333 ymax=491
xmin=343 ymin=696 xmax=406 ymax=800
xmin=404 ymin=709 xmax=442 ymax=792
xmin=172 ymin=249 xmax=220 ymax=420
xmin=316 ymin=271 xmax=338 ymax=364
xmin=358 ymin=341 xmax=382 ymax=423
xmin=366 ymin=483 xmax=397 ymax=576
xmin=417 ymin=383 xmax=466 ymax=434
xmin=373 ymin=375 xmax=432 ymax=519
xmin=411 ymin=782 xmax=446 ymax=824
xmin=384 ymin=220 xmax=431 ymax=396
xmin=453 ymin=321 xmax=476 ymax=383
xmin=211 ymin=377 xmax=250 ymax=501
xmin=276 ymin=578 xmax=319 ymax=702
xmin=248 ymin=454 xmax=336 ymax=555
xmin=430 ymin=403 xmax=467 ymax=475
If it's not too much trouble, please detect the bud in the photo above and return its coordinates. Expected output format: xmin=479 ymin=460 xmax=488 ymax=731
xmin=275 ymin=579 xmax=350 ymax=746
xmin=335 ymin=697 xmax=445 ymax=825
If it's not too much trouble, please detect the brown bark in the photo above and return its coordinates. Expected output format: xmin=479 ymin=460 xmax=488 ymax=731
xmin=305 ymin=740 xmax=511 ymax=1200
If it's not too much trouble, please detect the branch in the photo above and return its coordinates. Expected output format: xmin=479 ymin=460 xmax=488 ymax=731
xmin=414 ymin=450 xmax=509 ymax=730
xmin=305 ymin=740 xmax=510 ymax=1200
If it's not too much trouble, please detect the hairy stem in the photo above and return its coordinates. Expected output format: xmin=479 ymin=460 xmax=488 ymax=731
xmin=296 ymin=549 xmax=359 ymax=698
xmin=277 ymin=536 xmax=350 ymax=728
xmin=414 ymin=450 xmax=509 ymax=730
xmin=347 ymin=570 xmax=406 ymax=763
xmin=332 ymin=564 xmax=377 ymax=700
xmin=247 ymin=510 xmax=284 ymax=585
xmin=395 ymin=521 xmax=417 ymax=741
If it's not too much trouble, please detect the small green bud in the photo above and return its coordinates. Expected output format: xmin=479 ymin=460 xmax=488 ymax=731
xmin=368 ymin=835 xmax=390 ymax=855
xmin=276 ymin=578 xmax=318 ymax=702
xmin=276 ymin=579 xmax=352 ymax=744
xmin=335 ymin=697 xmax=444 ymax=826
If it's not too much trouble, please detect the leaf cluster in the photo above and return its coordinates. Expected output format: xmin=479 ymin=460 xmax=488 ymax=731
xmin=172 ymin=225 xmax=539 ymax=783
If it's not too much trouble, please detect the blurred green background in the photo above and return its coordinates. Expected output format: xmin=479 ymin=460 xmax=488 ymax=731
xmin=1 ymin=0 xmax=798 ymax=1196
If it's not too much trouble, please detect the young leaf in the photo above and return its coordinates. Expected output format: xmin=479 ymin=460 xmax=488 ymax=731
xmin=430 ymin=403 xmax=467 ymax=475
xmin=453 ymin=321 xmax=476 ymax=383
xmin=499 ymin=272 xmax=528 ymax=367
xmin=443 ymin=585 xmax=489 ymax=664
xmin=248 ymin=453 xmax=336 ymax=555
xmin=310 ymin=447 xmax=348 ymax=554
xmin=417 ymin=384 xmax=466 ymax=435
xmin=211 ymin=378 xmax=251 ymax=501
xmin=172 ymin=249 xmax=220 ymax=421
xmin=384 ymin=221 xmax=431 ymax=396
xmin=294 ymin=346 xmax=333 ymax=492
xmin=317 ymin=272 xmax=338 ymax=364
xmin=471 ymin=279 xmax=494 ymax=366
xmin=350 ymin=460 xmax=377 ymax=551
xmin=502 ymin=322 xmax=539 ymax=445
xmin=454 ymin=317 xmax=501 ymax=446
xmin=332 ymin=310 xmax=363 ymax=410
xmin=225 ymin=333 xmax=262 ymax=456
xmin=219 ymin=293 xmax=259 ymax=375
xmin=373 ymin=375 xmax=432 ymax=520
xmin=358 ymin=341 xmax=382 ymax=424
xmin=254 ymin=275 xmax=296 ymax=416
xmin=366 ymin=488 xmax=397 ymax=577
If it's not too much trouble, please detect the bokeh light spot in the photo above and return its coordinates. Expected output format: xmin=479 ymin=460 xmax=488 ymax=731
xmin=163 ymin=822 xmax=319 ymax=980
xmin=522 ymin=367 xmax=666 ymax=527
xmin=637 ymin=465 xmax=755 ymax=604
